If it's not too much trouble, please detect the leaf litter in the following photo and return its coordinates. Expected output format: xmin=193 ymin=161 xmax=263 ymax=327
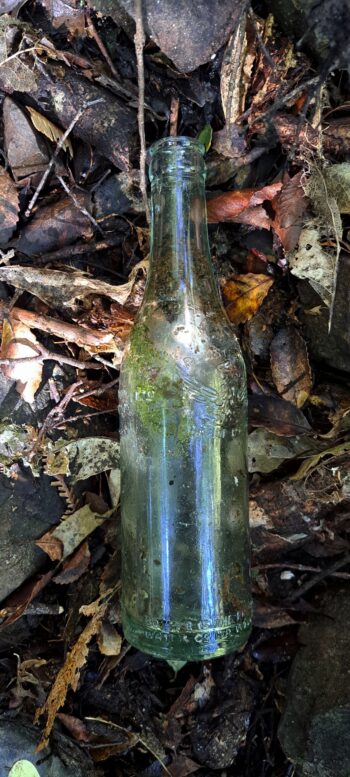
xmin=0 ymin=3 xmax=349 ymax=777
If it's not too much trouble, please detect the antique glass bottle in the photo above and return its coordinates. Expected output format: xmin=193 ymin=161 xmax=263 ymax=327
xmin=119 ymin=137 xmax=251 ymax=662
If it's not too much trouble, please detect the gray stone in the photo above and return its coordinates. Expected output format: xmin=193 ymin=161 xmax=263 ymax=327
xmin=0 ymin=718 xmax=97 ymax=776
xmin=92 ymin=0 xmax=248 ymax=73
xmin=278 ymin=590 xmax=350 ymax=777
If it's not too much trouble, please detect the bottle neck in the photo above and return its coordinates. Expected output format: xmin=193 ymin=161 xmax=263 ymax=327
xmin=144 ymin=172 xmax=219 ymax=308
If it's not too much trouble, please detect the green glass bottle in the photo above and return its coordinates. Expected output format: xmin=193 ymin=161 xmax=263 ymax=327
xmin=119 ymin=137 xmax=251 ymax=662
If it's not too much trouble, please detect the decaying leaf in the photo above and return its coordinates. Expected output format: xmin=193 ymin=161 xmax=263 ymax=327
xmin=56 ymin=713 xmax=91 ymax=743
xmin=16 ymin=194 xmax=93 ymax=256
xmin=44 ymin=437 xmax=119 ymax=484
xmin=270 ymin=327 xmax=312 ymax=408
xmin=97 ymin=620 xmax=122 ymax=656
xmin=222 ymin=273 xmax=274 ymax=325
xmin=0 ymin=570 xmax=54 ymax=628
xmin=0 ymin=318 xmax=42 ymax=404
xmin=248 ymin=428 xmax=318 ymax=474
xmin=34 ymin=596 xmax=108 ymax=750
xmin=249 ymin=394 xmax=311 ymax=436
xmin=0 ymin=259 xmax=148 ymax=310
xmin=0 ymin=167 xmax=19 ymax=246
xmin=0 ymin=421 xmax=38 ymax=475
xmin=26 ymin=106 xmax=73 ymax=157
xmin=289 ymin=224 xmax=334 ymax=306
xmin=271 ymin=172 xmax=308 ymax=252
xmin=36 ymin=504 xmax=111 ymax=561
xmin=0 ymin=22 xmax=38 ymax=93
xmin=38 ymin=0 xmax=86 ymax=35
xmin=207 ymin=182 xmax=282 ymax=224
xmin=323 ymin=163 xmax=350 ymax=213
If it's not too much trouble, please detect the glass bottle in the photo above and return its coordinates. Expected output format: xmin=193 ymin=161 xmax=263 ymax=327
xmin=119 ymin=137 xmax=251 ymax=662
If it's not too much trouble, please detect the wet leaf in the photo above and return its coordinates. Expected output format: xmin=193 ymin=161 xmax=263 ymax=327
xmin=0 ymin=168 xmax=19 ymax=246
xmin=271 ymin=172 xmax=308 ymax=252
xmin=38 ymin=0 xmax=86 ymax=35
xmin=0 ymin=259 xmax=148 ymax=310
xmin=44 ymin=437 xmax=119 ymax=484
xmin=253 ymin=602 xmax=297 ymax=629
xmin=0 ymin=318 xmax=42 ymax=405
xmin=222 ymin=273 xmax=274 ymax=324
xmin=166 ymin=755 xmax=201 ymax=777
xmin=34 ymin=597 xmax=108 ymax=750
xmin=0 ymin=570 xmax=54 ymax=628
xmin=97 ymin=620 xmax=122 ymax=656
xmin=289 ymin=224 xmax=334 ymax=306
xmin=36 ymin=504 xmax=111 ymax=561
xmin=248 ymin=394 xmax=311 ymax=436
xmin=270 ymin=327 xmax=312 ymax=408
xmin=207 ymin=182 xmax=282 ymax=223
xmin=56 ymin=713 xmax=91 ymax=742
xmin=26 ymin=106 xmax=73 ymax=157
xmin=16 ymin=194 xmax=93 ymax=256
xmin=53 ymin=541 xmax=90 ymax=584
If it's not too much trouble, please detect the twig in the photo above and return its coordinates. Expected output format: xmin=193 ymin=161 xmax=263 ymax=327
xmin=29 ymin=381 xmax=83 ymax=457
xmin=57 ymin=174 xmax=105 ymax=236
xmin=0 ymin=301 xmax=116 ymax=348
xmin=254 ymin=562 xmax=350 ymax=580
xmin=0 ymin=338 xmax=102 ymax=370
xmin=86 ymin=15 xmax=119 ymax=79
xmin=73 ymin=377 xmax=119 ymax=402
xmin=287 ymin=553 xmax=350 ymax=602
xmin=134 ymin=0 xmax=150 ymax=224
xmin=169 ymin=95 xmax=180 ymax=136
xmin=0 ymin=46 xmax=37 ymax=68
xmin=247 ymin=8 xmax=276 ymax=69
xmin=25 ymin=99 xmax=103 ymax=218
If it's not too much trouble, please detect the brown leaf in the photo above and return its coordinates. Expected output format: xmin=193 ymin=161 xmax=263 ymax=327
xmin=207 ymin=182 xmax=282 ymax=223
xmin=271 ymin=172 xmax=308 ymax=252
xmin=35 ymin=598 xmax=107 ymax=750
xmin=270 ymin=327 xmax=312 ymax=408
xmin=253 ymin=602 xmax=297 ymax=629
xmin=36 ymin=505 xmax=109 ymax=561
xmin=57 ymin=713 xmax=91 ymax=743
xmin=97 ymin=620 xmax=122 ymax=656
xmin=248 ymin=394 xmax=311 ymax=436
xmin=0 ymin=168 xmax=19 ymax=246
xmin=26 ymin=106 xmax=73 ymax=158
xmin=36 ymin=533 xmax=63 ymax=562
xmin=222 ymin=273 xmax=274 ymax=324
xmin=38 ymin=0 xmax=86 ymax=35
xmin=0 ymin=570 xmax=54 ymax=628
xmin=16 ymin=194 xmax=93 ymax=256
xmin=53 ymin=541 xmax=91 ymax=584
xmin=4 ymin=97 xmax=51 ymax=180
xmin=0 ymin=318 xmax=43 ymax=404
xmin=165 ymin=755 xmax=201 ymax=777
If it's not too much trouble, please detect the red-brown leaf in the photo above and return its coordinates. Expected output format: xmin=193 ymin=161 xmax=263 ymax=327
xmin=271 ymin=172 xmax=308 ymax=251
xmin=207 ymin=182 xmax=282 ymax=223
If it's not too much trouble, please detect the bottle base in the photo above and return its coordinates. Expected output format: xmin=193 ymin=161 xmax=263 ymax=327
xmin=122 ymin=610 xmax=252 ymax=662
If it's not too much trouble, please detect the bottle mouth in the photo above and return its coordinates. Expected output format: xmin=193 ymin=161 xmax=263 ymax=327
xmin=148 ymin=136 xmax=205 ymax=181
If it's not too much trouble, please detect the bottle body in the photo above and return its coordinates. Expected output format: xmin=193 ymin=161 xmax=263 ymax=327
xmin=119 ymin=138 xmax=251 ymax=661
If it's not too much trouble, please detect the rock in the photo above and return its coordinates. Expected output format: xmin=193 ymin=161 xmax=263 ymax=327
xmin=3 ymin=98 xmax=50 ymax=180
xmin=0 ymin=718 xmax=97 ymax=777
xmin=93 ymin=0 xmax=248 ymax=73
xmin=278 ymin=590 xmax=350 ymax=777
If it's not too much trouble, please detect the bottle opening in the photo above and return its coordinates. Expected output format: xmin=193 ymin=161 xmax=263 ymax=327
xmin=148 ymin=136 xmax=206 ymax=181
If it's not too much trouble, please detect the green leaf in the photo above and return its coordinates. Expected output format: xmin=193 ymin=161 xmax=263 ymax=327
xmin=9 ymin=761 xmax=41 ymax=777
xmin=197 ymin=124 xmax=212 ymax=151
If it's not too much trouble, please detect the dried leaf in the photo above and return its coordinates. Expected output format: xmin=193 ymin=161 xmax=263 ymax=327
xmin=291 ymin=441 xmax=350 ymax=481
xmin=97 ymin=620 xmax=122 ymax=656
xmin=271 ymin=172 xmax=308 ymax=252
xmin=36 ymin=504 xmax=111 ymax=561
xmin=4 ymin=97 xmax=51 ymax=179
xmin=289 ymin=224 xmax=334 ymax=306
xmin=16 ymin=194 xmax=93 ymax=256
xmin=0 ymin=168 xmax=19 ymax=245
xmin=0 ymin=318 xmax=42 ymax=404
xmin=253 ymin=602 xmax=297 ymax=629
xmin=53 ymin=541 xmax=90 ymax=584
xmin=44 ymin=437 xmax=119 ymax=484
xmin=0 ymin=259 xmax=148 ymax=310
xmin=26 ymin=106 xmax=73 ymax=157
xmin=0 ymin=24 xmax=37 ymax=93
xmin=35 ymin=597 xmax=107 ymax=750
xmin=324 ymin=163 xmax=350 ymax=213
xmin=207 ymin=182 xmax=282 ymax=223
xmin=248 ymin=394 xmax=311 ymax=436
xmin=0 ymin=570 xmax=54 ymax=628
xmin=270 ymin=327 xmax=312 ymax=408
xmin=166 ymin=755 xmax=201 ymax=777
xmin=222 ymin=273 xmax=274 ymax=324
xmin=0 ymin=420 xmax=38 ymax=475
xmin=57 ymin=713 xmax=91 ymax=742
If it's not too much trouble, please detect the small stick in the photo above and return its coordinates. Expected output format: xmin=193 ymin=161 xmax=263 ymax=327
xmin=169 ymin=95 xmax=180 ymax=136
xmin=25 ymin=99 xmax=103 ymax=218
xmin=86 ymin=15 xmax=119 ymax=79
xmin=57 ymin=174 xmax=105 ymax=236
xmin=287 ymin=553 xmax=350 ymax=602
xmin=0 ymin=338 xmax=102 ymax=370
xmin=73 ymin=377 xmax=119 ymax=402
xmin=0 ymin=302 xmax=115 ymax=348
xmin=134 ymin=0 xmax=150 ymax=224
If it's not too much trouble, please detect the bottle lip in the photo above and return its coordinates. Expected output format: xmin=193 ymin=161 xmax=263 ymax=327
xmin=149 ymin=136 xmax=205 ymax=158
